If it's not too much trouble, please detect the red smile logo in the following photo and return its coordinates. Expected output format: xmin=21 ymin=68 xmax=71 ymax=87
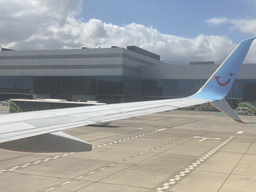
xmin=215 ymin=73 xmax=233 ymax=86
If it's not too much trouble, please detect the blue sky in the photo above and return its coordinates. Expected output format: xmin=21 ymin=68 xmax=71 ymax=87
xmin=81 ymin=0 xmax=255 ymax=43
xmin=1 ymin=0 xmax=256 ymax=62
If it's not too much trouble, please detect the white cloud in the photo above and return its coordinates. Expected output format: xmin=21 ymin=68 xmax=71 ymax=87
xmin=230 ymin=19 xmax=256 ymax=35
xmin=206 ymin=17 xmax=256 ymax=36
xmin=205 ymin=17 xmax=229 ymax=25
xmin=0 ymin=0 xmax=255 ymax=63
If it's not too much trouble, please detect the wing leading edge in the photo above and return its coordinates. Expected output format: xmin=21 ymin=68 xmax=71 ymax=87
xmin=0 ymin=37 xmax=255 ymax=152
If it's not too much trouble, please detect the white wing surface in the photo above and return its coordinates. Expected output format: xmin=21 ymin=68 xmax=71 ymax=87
xmin=0 ymin=37 xmax=255 ymax=152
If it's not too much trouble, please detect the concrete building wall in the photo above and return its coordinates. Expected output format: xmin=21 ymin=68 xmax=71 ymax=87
xmin=141 ymin=63 xmax=256 ymax=80
xmin=1 ymin=45 xmax=256 ymax=102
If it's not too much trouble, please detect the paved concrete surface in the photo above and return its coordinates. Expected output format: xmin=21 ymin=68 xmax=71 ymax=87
xmin=0 ymin=105 xmax=256 ymax=192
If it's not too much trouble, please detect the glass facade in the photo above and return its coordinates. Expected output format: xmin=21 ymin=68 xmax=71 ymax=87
xmin=34 ymin=76 xmax=96 ymax=98
xmin=96 ymin=76 xmax=123 ymax=96
xmin=0 ymin=76 xmax=33 ymax=93
xmin=1 ymin=76 xmax=256 ymax=102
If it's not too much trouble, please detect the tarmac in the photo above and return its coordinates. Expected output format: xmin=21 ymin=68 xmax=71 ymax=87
xmin=0 ymin=105 xmax=256 ymax=192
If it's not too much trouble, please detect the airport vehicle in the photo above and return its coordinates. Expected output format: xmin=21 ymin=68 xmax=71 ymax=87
xmin=2 ymin=100 xmax=10 ymax=106
xmin=0 ymin=37 xmax=255 ymax=153
xmin=235 ymin=102 xmax=256 ymax=115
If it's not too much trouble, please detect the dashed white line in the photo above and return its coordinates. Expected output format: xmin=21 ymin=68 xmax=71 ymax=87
xmin=22 ymin=163 xmax=31 ymax=168
xmin=33 ymin=160 xmax=41 ymax=165
xmin=45 ymin=187 xmax=55 ymax=192
xmin=61 ymin=181 xmax=70 ymax=185
xmin=43 ymin=158 xmax=51 ymax=162
xmin=53 ymin=155 xmax=60 ymax=159
xmin=44 ymin=133 xmax=191 ymax=192
xmin=237 ymin=131 xmax=244 ymax=134
xmin=76 ymin=176 xmax=83 ymax=180
xmin=156 ymin=136 xmax=234 ymax=191
xmin=9 ymin=166 xmax=19 ymax=171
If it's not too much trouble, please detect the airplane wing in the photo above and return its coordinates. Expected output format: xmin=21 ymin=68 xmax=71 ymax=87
xmin=0 ymin=37 xmax=255 ymax=152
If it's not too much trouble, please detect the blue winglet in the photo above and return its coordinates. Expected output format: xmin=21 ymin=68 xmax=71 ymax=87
xmin=190 ymin=37 xmax=256 ymax=101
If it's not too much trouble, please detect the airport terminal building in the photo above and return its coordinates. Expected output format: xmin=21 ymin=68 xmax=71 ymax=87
xmin=0 ymin=46 xmax=256 ymax=103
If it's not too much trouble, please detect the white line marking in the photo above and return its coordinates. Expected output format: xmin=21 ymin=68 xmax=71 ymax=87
xmin=45 ymin=187 xmax=55 ymax=192
xmin=88 ymin=171 xmax=95 ymax=175
xmin=109 ymin=164 xmax=115 ymax=167
xmin=156 ymin=136 xmax=235 ymax=192
xmin=62 ymin=153 xmax=68 ymax=157
xmin=22 ymin=163 xmax=31 ymax=167
xmin=61 ymin=181 xmax=70 ymax=185
xmin=43 ymin=158 xmax=51 ymax=162
xmin=76 ymin=176 xmax=83 ymax=180
xmin=33 ymin=160 xmax=41 ymax=164
xmin=117 ymin=160 xmax=123 ymax=163
xmin=156 ymin=128 xmax=167 ymax=132
xmin=53 ymin=155 xmax=60 ymax=159
xmin=99 ymin=167 xmax=105 ymax=171
xmin=237 ymin=131 xmax=244 ymax=134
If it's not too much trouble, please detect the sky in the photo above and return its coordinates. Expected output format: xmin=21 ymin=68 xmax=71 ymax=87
xmin=1 ymin=0 xmax=256 ymax=63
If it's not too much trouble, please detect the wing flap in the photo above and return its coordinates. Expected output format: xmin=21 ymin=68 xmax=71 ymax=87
xmin=0 ymin=131 xmax=92 ymax=152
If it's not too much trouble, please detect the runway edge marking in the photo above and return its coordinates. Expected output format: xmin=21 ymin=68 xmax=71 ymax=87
xmin=156 ymin=136 xmax=235 ymax=192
